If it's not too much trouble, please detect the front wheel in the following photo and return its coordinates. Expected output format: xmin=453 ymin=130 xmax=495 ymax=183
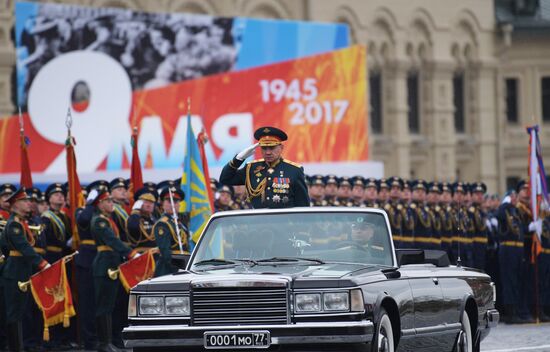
xmin=372 ymin=307 xmax=394 ymax=352
xmin=454 ymin=310 xmax=473 ymax=352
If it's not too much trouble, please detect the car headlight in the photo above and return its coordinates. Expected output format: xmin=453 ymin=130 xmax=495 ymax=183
xmin=165 ymin=296 xmax=190 ymax=315
xmin=128 ymin=294 xmax=137 ymax=317
xmin=323 ymin=292 xmax=349 ymax=311
xmin=295 ymin=293 xmax=321 ymax=312
xmin=139 ymin=296 xmax=164 ymax=315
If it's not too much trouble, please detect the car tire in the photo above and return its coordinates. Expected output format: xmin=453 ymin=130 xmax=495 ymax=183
xmin=372 ymin=307 xmax=394 ymax=352
xmin=454 ymin=310 xmax=473 ymax=352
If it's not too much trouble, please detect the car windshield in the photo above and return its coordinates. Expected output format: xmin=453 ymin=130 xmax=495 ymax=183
xmin=190 ymin=211 xmax=394 ymax=270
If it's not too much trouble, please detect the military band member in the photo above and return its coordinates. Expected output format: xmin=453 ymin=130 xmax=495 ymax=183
xmin=1 ymin=188 xmax=49 ymax=351
xmin=214 ymin=185 xmax=241 ymax=212
xmin=0 ymin=184 xmax=16 ymax=220
xmin=153 ymin=186 xmax=190 ymax=277
xmin=41 ymin=183 xmax=71 ymax=264
xmin=337 ymin=176 xmax=352 ymax=206
xmin=385 ymin=177 xmax=405 ymax=248
xmin=219 ymin=126 xmax=310 ymax=208
xmin=410 ymin=180 xmax=436 ymax=250
xmin=363 ymin=178 xmax=380 ymax=208
xmin=324 ymin=175 xmax=340 ymax=206
xmin=309 ymin=175 xmax=327 ymax=207
xmin=126 ymin=187 xmax=158 ymax=253
xmin=348 ymin=176 xmax=366 ymax=207
xmin=90 ymin=188 xmax=138 ymax=352
xmin=470 ymin=182 xmax=489 ymax=271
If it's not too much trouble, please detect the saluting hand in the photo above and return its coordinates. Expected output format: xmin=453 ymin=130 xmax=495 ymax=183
xmin=236 ymin=143 xmax=259 ymax=161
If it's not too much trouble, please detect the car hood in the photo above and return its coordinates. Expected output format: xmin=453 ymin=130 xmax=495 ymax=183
xmin=133 ymin=262 xmax=388 ymax=292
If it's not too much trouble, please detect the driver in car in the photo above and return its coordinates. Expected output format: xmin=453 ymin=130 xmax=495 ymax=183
xmin=338 ymin=221 xmax=385 ymax=257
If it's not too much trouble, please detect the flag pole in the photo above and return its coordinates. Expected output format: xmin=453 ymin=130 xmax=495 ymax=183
xmin=168 ymin=187 xmax=184 ymax=254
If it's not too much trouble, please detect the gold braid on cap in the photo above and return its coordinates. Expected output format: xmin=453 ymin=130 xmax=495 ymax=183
xmin=245 ymin=163 xmax=267 ymax=202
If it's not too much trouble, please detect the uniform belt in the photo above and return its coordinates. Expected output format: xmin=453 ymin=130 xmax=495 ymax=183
xmin=81 ymin=240 xmax=96 ymax=246
xmin=171 ymin=249 xmax=190 ymax=255
xmin=9 ymin=250 xmax=22 ymax=257
xmin=392 ymin=235 xmax=403 ymax=241
xmin=452 ymin=237 xmax=473 ymax=244
xmin=415 ymin=237 xmax=441 ymax=244
xmin=542 ymin=248 xmax=550 ymax=255
xmin=441 ymin=237 xmax=453 ymax=243
xmin=135 ymin=246 xmax=157 ymax=253
xmin=399 ymin=236 xmax=415 ymax=242
xmin=34 ymin=247 xmax=46 ymax=255
xmin=46 ymin=246 xmax=63 ymax=253
xmin=501 ymin=241 xmax=523 ymax=248
xmin=472 ymin=237 xmax=488 ymax=244
xmin=97 ymin=245 xmax=113 ymax=252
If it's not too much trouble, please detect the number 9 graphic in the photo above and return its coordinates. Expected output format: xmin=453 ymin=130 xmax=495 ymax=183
xmin=28 ymin=51 xmax=132 ymax=173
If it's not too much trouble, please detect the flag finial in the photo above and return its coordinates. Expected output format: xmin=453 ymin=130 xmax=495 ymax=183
xmin=65 ymin=107 xmax=73 ymax=130
xmin=18 ymin=107 xmax=24 ymax=134
xmin=187 ymin=97 xmax=191 ymax=115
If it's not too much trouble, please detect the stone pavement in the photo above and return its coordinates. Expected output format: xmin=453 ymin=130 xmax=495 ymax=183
xmin=482 ymin=322 xmax=550 ymax=352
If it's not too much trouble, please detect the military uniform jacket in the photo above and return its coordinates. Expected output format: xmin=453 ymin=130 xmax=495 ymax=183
xmin=29 ymin=215 xmax=47 ymax=257
xmin=310 ymin=198 xmax=328 ymax=207
xmin=126 ymin=211 xmax=157 ymax=251
xmin=75 ymin=205 xmax=97 ymax=268
xmin=516 ymin=201 xmax=534 ymax=261
xmin=496 ymin=203 xmax=523 ymax=244
xmin=469 ymin=205 xmax=488 ymax=246
xmin=384 ymin=201 xmax=404 ymax=239
xmin=1 ymin=214 xmax=48 ymax=281
xmin=153 ymin=214 xmax=190 ymax=277
xmin=214 ymin=199 xmax=241 ymax=212
xmin=410 ymin=202 xmax=435 ymax=246
xmin=91 ymin=212 xmax=134 ymax=278
xmin=220 ymin=157 xmax=310 ymax=209
xmin=112 ymin=202 xmax=130 ymax=243
xmin=41 ymin=209 xmax=71 ymax=262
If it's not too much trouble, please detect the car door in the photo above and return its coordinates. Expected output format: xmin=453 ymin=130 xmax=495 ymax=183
xmin=399 ymin=264 xmax=449 ymax=352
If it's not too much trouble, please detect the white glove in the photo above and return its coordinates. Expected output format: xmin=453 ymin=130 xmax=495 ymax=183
xmin=132 ymin=252 xmax=142 ymax=259
xmin=485 ymin=219 xmax=492 ymax=231
xmin=491 ymin=218 xmax=498 ymax=228
xmin=66 ymin=237 xmax=73 ymax=248
xmin=43 ymin=263 xmax=51 ymax=270
xmin=86 ymin=189 xmax=98 ymax=202
xmin=236 ymin=143 xmax=259 ymax=161
xmin=529 ymin=219 xmax=543 ymax=234
xmin=132 ymin=200 xmax=144 ymax=210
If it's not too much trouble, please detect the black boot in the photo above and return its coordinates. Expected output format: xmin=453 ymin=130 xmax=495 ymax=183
xmin=7 ymin=322 xmax=23 ymax=352
xmin=96 ymin=316 xmax=123 ymax=352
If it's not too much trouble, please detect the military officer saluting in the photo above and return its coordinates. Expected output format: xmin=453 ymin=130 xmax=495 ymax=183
xmin=1 ymin=188 xmax=49 ymax=351
xmin=220 ymin=127 xmax=310 ymax=208
xmin=126 ymin=187 xmax=158 ymax=252
xmin=153 ymin=186 xmax=190 ymax=277
xmin=0 ymin=184 xmax=16 ymax=220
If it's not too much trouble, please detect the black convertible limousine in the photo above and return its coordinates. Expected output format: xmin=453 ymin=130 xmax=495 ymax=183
xmin=123 ymin=208 xmax=498 ymax=351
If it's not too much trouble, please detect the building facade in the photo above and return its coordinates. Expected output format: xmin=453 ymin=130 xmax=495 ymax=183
xmin=0 ymin=0 xmax=548 ymax=193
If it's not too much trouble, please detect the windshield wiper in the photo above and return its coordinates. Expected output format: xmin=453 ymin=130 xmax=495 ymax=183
xmin=256 ymin=257 xmax=325 ymax=265
xmin=193 ymin=258 xmax=257 ymax=267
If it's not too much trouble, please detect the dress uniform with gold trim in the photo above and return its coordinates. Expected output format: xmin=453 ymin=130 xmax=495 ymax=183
xmin=0 ymin=184 xmax=16 ymax=220
xmin=470 ymin=182 xmax=489 ymax=271
xmin=219 ymin=127 xmax=310 ymax=209
xmin=309 ymin=175 xmax=328 ymax=207
xmin=126 ymin=187 xmax=158 ymax=252
xmin=324 ymin=175 xmax=340 ymax=206
xmin=385 ymin=177 xmax=405 ymax=248
xmin=214 ymin=185 xmax=241 ymax=212
xmin=153 ymin=186 xmax=190 ymax=277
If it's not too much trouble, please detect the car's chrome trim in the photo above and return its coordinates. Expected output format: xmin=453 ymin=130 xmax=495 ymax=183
xmin=485 ymin=309 xmax=499 ymax=328
xmin=124 ymin=320 xmax=373 ymax=348
xmin=191 ymin=277 xmax=289 ymax=288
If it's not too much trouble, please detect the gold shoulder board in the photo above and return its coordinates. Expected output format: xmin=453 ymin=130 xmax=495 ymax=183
xmin=282 ymin=159 xmax=302 ymax=168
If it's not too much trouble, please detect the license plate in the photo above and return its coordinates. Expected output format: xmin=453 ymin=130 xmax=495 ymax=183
xmin=204 ymin=331 xmax=270 ymax=349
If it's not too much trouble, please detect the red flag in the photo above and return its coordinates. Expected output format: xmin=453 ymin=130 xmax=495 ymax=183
xmin=29 ymin=259 xmax=76 ymax=341
xmin=66 ymin=134 xmax=85 ymax=249
xmin=19 ymin=129 xmax=33 ymax=188
xmin=118 ymin=250 xmax=156 ymax=293
xmin=129 ymin=127 xmax=143 ymax=207
xmin=197 ymin=129 xmax=214 ymax=211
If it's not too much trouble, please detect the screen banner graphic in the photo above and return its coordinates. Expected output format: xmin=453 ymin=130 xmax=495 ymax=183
xmin=0 ymin=46 xmax=368 ymax=180
xmin=15 ymin=1 xmax=349 ymax=106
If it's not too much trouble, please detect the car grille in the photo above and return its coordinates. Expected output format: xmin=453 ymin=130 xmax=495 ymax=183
xmin=191 ymin=286 xmax=289 ymax=326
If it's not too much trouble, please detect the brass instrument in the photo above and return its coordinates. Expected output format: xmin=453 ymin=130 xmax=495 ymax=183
xmin=18 ymin=251 xmax=79 ymax=292
xmin=0 ymin=220 xmax=44 ymax=234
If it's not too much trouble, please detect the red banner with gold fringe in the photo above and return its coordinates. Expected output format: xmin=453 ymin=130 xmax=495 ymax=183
xmin=29 ymin=259 xmax=76 ymax=341
xmin=118 ymin=250 xmax=156 ymax=293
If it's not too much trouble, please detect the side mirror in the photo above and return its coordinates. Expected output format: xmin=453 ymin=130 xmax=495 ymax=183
xmin=396 ymin=249 xmax=425 ymax=266
xmin=171 ymin=253 xmax=190 ymax=270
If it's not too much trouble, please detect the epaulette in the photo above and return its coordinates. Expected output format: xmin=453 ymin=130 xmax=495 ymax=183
xmin=131 ymin=210 xmax=141 ymax=215
xmin=322 ymin=200 xmax=328 ymax=206
xmin=282 ymin=159 xmax=302 ymax=168
xmin=410 ymin=203 xmax=417 ymax=209
xmin=397 ymin=204 xmax=403 ymax=210
xmin=469 ymin=206 xmax=476 ymax=213
xmin=384 ymin=203 xmax=391 ymax=211
xmin=249 ymin=159 xmax=265 ymax=164
xmin=160 ymin=216 xmax=170 ymax=222
xmin=435 ymin=205 xmax=441 ymax=212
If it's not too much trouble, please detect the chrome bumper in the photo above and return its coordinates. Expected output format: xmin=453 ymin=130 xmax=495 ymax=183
xmin=485 ymin=309 xmax=499 ymax=328
xmin=123 ymin=321 xmax=374 ymax=348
